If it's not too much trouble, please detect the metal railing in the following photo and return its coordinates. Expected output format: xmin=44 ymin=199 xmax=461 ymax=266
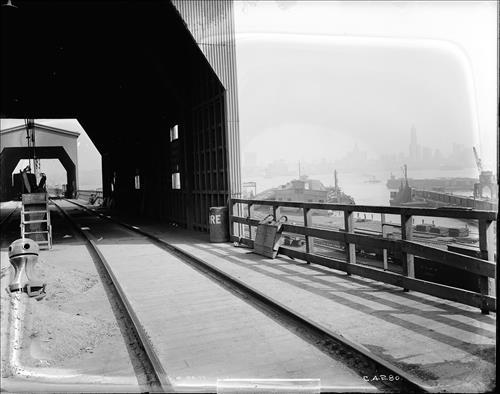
xmin=230 ymin=198 xmax=497 ymax=313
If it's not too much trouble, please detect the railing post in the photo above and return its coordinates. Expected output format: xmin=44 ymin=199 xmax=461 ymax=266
xmin=478 ymin=218 xmax=494 ymax=314
xmin=344 ymin=209 xmax=356 ymax=275
xmin=229 ymin=199 xmax=235 ymax=238
xmin=303 ymin=207 xmax=314 ymax=260
xmin=401 ymin=213 xmax=415 ymax=291
xmin=381 ymin=213 xmax=388 ymax=271
xmin=247 ymin=202 xmax=253 ymax=240
xmin=230 ymin=199 xmax=243 ymax=240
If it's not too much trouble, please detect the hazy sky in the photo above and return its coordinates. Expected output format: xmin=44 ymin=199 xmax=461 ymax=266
xmin=234 ymin=1 xmax=498 ymax=169
xmin=1 ymin=1 xmax=497 ymax=179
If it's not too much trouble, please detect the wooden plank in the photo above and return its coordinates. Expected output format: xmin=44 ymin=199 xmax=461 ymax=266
xmin=230 ymin=215 xmax=260 ymax=227
xmin=230 ymin=198 xmax=497 ymax=220
xmin=281 ymin=224 xmax=342 ymax=241
xmin=345 ymin=232 xmax=398 ymax=253
xmin=278 ymin=248 xmax=496 ymax=312
xmin=401 ymin=241 xmax=496 ymax=278
xmin=280 ymin=224 xmax=398 ymax=252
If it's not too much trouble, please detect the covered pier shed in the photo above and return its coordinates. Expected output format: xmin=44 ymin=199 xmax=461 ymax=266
xmin=1 ymin=0 xmax=241 ymax=231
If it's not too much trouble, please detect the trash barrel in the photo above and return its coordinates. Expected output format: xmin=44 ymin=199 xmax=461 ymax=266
xmin=209 ymin=206 xmax=229 ymax=243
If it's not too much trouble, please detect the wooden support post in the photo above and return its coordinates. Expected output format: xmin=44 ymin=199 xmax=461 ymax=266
xmin=229 ymin=200 xmax=235 ymax=238
xmin=478 ymin=219 xmax=494 ymax=314
xmin=344 ymin=210 xmax=356 ymax=275
xmin=401 ymin=214 xmax=415 ymax=291
xmin=247 ymin=203 xmax=253 ymax=239
xmin=231 ymin=200 xmax=243 ymax=240
xmin=381 ymin=213 xmax=388 ymax=271
xmin=303 ymin=207 xmax=314 ymax=261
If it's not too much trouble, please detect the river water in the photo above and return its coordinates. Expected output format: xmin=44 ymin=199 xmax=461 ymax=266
xmin=243 ymin=167 xmax=485 ymax=235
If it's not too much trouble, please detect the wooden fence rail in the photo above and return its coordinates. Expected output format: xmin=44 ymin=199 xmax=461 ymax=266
xmin=230 ymin=198 xmax=497 ymax=313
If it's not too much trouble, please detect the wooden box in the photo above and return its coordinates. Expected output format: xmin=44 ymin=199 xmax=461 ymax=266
xmin=254 ymin=220 xmax=284 ymax=259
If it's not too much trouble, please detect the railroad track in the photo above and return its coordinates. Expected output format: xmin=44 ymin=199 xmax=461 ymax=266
xmin=55 ymin=198 xmax=428 ymax=393
xmin=51 ymin=200 xmax=169 ymax=392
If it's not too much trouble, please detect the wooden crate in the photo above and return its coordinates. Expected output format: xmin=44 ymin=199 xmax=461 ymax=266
xmin=254 ymin=220 xmax=284 ymax=259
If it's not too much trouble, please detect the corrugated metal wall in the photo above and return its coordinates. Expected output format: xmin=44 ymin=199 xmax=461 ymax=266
xmin=170 ymin=0 xmax=241 ymax=199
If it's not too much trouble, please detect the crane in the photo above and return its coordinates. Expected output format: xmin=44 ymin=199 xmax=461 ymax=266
xmin=472 ymin=147 xmax=483 ymax=176
xmin=24 ymin=119 xmax=40 ymax=178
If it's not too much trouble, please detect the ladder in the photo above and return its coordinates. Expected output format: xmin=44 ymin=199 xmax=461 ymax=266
xmin=21 ymin=193 xmax=52 ymax=249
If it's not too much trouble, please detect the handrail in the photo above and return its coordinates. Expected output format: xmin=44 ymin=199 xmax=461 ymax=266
xmin=231 ymin=198 xmax=497 ymax=220
xmin=229 ymin=198 xmax=497 ymax=313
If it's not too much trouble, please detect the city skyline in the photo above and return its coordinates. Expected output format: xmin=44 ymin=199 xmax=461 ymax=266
xmin=243 ymin=126 xmax=481 ymax=179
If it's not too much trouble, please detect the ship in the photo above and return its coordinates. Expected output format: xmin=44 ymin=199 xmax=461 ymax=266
xmin=254 ymin=170 xmax=355 ymax=205
xmin=386 ymin=173 xmax=476 ymax=192
xmin=389 ymin=165 xmax=442 ymax=207
xmin=389 ymin=164 xmax=498 ymax=211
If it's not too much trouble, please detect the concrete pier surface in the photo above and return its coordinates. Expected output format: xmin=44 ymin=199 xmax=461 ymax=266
xmin=85 ymin=201 xmax=495 ymax=393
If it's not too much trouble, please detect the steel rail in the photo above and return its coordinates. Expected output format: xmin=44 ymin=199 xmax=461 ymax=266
xmin=51 ymin=200 xmax=170 ymax=393
xmin=61 ymin=198 xmax=429 ymax=393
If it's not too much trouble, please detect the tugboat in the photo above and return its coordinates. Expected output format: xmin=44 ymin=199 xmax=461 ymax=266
xmin=327 ymin=170 xmax=356 ymax=204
